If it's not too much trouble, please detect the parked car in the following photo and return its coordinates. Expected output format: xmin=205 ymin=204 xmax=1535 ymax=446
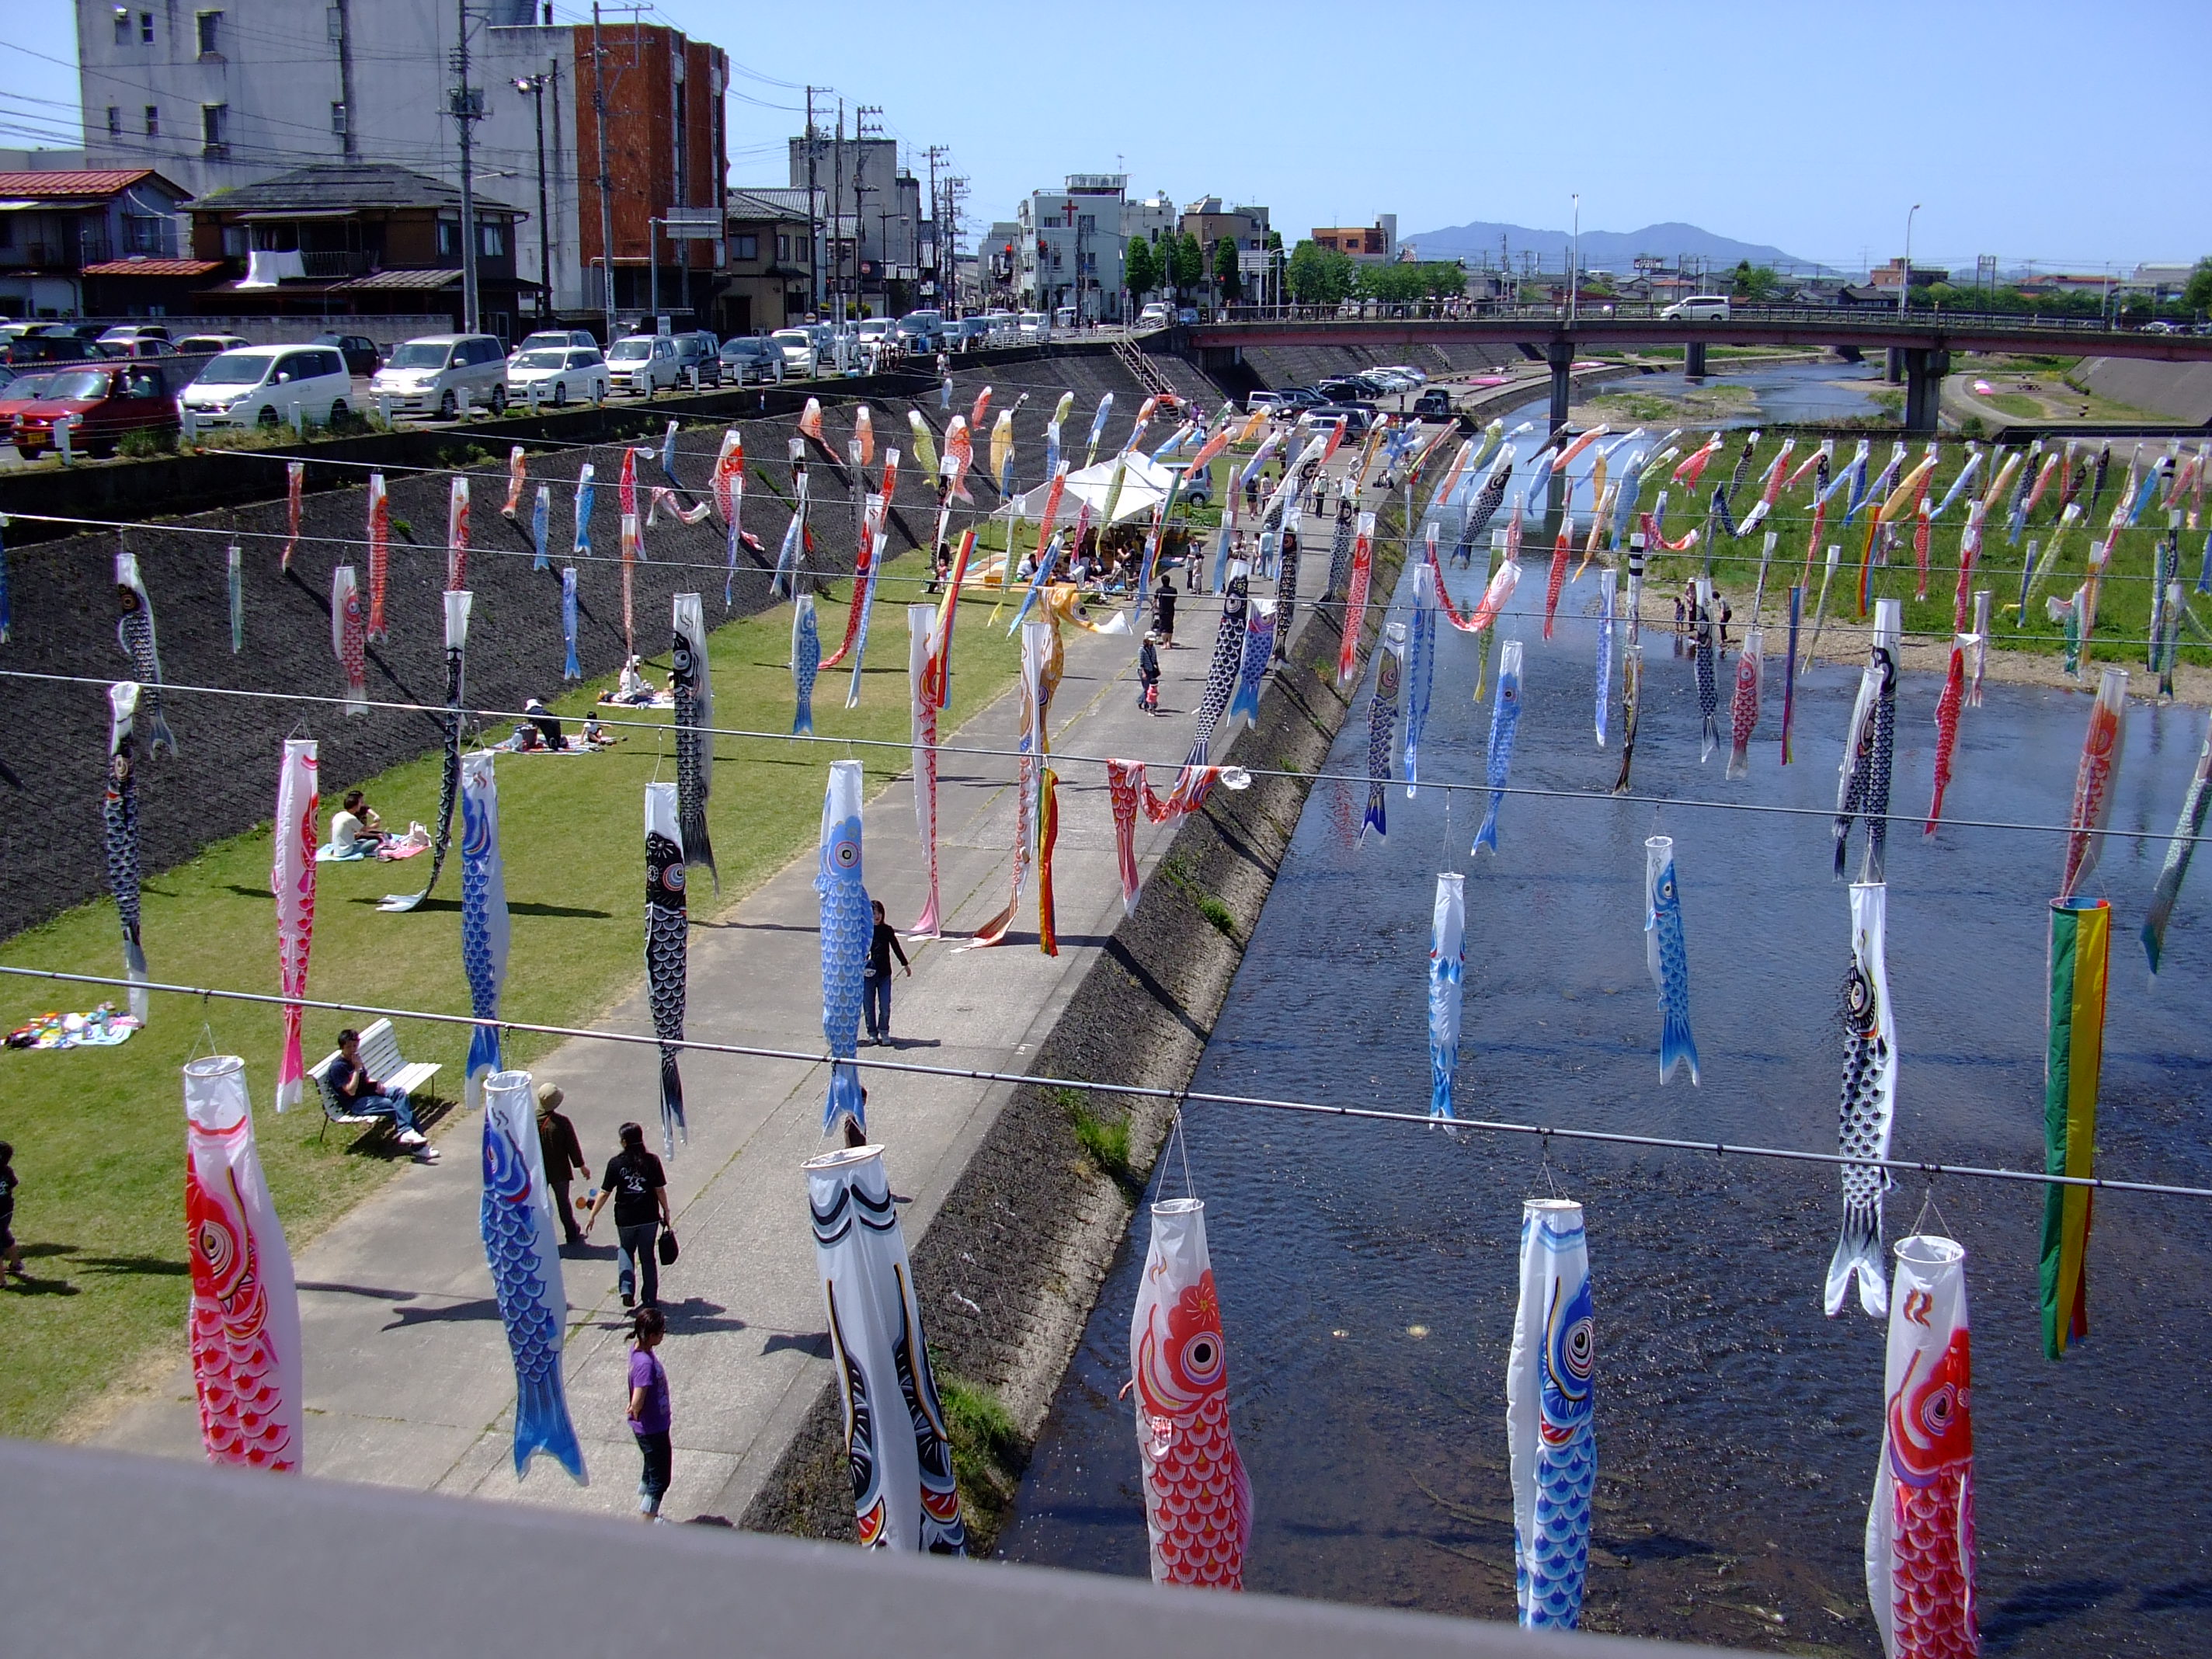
xmin=174 ymin=333 xmax=252 ymax=356
xmin=983 ymin=310 xmax=1017 ymax=346
xmin=1273 ymin=386 xmax=1326 ymax=411
xmin=663 ymin=330 xmax=719 ymax=388
xmin=38 ymin=322 xmax=108 ymax=349
xmin=0 ymin=371 xmax=59 ymax=443
xmin=769 ymin=328 xmax=818 ymax=376
xmin=105 ymin=336 xmax=179 ymax=358
xmin=1174 ymin=307 xmax=1200 ymax=326
xmin=1305 ymin=402 xmax=1376 ymax=436
xmin=1017 ymin=311 xmax=1049 ymax=343
xmin=12 ymin=360 xmax=184 ymax=455
xmin=97 ymin=323 xmax=171 ymax=349
xmin=1161 ymin=458 xmax=1214 ymax=510
xmin=1412 ymin=388 xmax=1455 ymax=419
xmin=369 ymin=332 xmax=510 ymax=417
xmin=513 ymin=329 xmax=597 ymax=360
xmin=1136 ymin=303 xmax=1173 ymax=331
xmin=0 ymin=334 xmax=107 ymax=367
xmin=505 ymin=345 xmax=608 ymax=406
xmin=895 ymin=310 xmax=944 ymax=353
xmin=180 ymin=343 xmax=355 ymax=430
xmin=944 ymin=316 xmax=992 ymax=351
xmin=718 ymin=336 xmax=780 ymax=384
xmin=1661 ymin=295 xmax=1730 ymax=322
xmin=1243 ymin=389 xmax=1289 ymax=413
xmin=312 ymin=332 xmax=383 ymax=377
xmin=606 ymin=333 xmax=682 ymax=396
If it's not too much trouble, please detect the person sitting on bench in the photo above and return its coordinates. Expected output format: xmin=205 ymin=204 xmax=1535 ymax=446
xmin=327 ymin=1028 xmax=439 ymax=1161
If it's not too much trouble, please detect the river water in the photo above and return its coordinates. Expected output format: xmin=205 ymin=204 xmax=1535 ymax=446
xmin=997 ymin=544 xmax=2212 ymax=1652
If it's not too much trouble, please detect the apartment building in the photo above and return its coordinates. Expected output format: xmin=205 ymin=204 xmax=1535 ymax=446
xmin=74 ymin=1 xmax=728 ymax=329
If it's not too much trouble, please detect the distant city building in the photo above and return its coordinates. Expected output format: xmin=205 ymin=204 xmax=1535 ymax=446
xmin=0 ymin=166 xmax=193 ymax=318
xmin=2134 ymin=263 xmax=2196 ymax=297
xmin=983 ymin=220 xmax=1023 ymax=307
xmin=785 ymin=131 xmax=927 ymax=315
xmin=1869 ymin=258 xmax=1951 ymax=290
xmin=1122 ymin=187 xmax=1177 ymax=251
xmin=724 ymin=186 xmax=819 ymax=333
xmin=1179 ymin=196 xmax=1269 ymax=255
xmin=1017 ymin=173 xmax=1126 ymax=323
xmin=74 ymin=2 xmax=730 ymax=331
xmin=1309 ymin=215 xmax=1396 ymax=263
xmin=183 ymin=162 xmax=530 ymax=333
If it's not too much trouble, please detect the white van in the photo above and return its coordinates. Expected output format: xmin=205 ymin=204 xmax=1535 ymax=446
xmin=770 ymin=328 xmax=816 ymax=376
xmin=1660 ymin=295 xmax=1730 ymax=322
xmin=1017 ymin=312 xmax=1049 ymax=343
xmin=605 ymin=333 xmax=680 ymax=396
xmin=180 ymin=343 xmax=354 ymax=430
xmin=370 ymin=333 xmax=509 ymax=418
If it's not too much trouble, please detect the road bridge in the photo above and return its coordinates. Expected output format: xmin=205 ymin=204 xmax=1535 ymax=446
xmin=1180 ymin=309 xmax=2212 ymax=433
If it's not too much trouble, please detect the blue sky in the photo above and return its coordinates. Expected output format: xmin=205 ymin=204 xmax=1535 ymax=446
xmin=7 ymin=0 xmax=2207 ymax=272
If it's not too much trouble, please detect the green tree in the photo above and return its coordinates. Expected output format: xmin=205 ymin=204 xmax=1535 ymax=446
xmin=1170 ymin=231 xmax=1205 ymax=297
xmin=2183 ymin=257 xmax=2212 ymax=316
xmin=1730 ymin=260 xmax=1781 ymax=301
xmin=1213 ymin=236 xmax=1241 ymax=303
xmin=1285 ymin=239 xmax=1355 ymax=306
xmin=1124 ymin=235 xmax=1157 ymax=304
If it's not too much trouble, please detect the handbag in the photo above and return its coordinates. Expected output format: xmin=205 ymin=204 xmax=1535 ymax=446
xmin=656 ymin=1227 xmax=679 ymax=1268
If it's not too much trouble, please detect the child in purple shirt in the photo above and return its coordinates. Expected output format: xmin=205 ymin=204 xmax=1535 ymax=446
xmin=626 ymin=1306 xmax=671 ymax=1519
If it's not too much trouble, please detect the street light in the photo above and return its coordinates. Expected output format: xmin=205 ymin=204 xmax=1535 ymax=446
xmin=513 ymin=68 xmax=555 ymax=319
xmin=1569 ymin=192 xmax=1580 ymax=327
xmin=1900 ymin=202 xmax=1921 ymax=318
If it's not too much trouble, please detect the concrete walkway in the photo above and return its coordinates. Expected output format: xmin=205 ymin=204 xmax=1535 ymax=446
xmin=96 ymin=520 xmax=1335 ymax=1526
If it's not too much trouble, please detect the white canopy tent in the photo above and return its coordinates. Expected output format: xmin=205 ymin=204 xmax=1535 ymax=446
xmin=1016 ymin=453 xmax=1177 ymax=528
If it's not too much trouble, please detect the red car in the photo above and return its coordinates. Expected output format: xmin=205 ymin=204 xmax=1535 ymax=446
xmin=12 ymin=362 xmax=183 ymax=457
xmin=0 ymin=371 xmax=59 ymax=445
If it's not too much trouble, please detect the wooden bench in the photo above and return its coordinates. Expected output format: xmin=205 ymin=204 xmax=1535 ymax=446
xmin=307 ymin=1018 xmax=443 ymax=1142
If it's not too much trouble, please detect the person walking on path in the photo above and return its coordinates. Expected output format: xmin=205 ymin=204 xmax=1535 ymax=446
xmin=0 ymin=1142 xmax=25 ymax=1284
xmin=1138 ymin=632 xmax=1162 ymax=714
xmin=534 ymin=1084 xmax=589 ymax=1246
xmin=624 ymin=1306 xmax=673 ymax=1522
xmin=863 ymin=899 xmax=911 ymax=1045
xmin=1152 ymin=581 xmax=1177 ymax=649
xmin=582 ymin=1122 xmax=670 ymax=1309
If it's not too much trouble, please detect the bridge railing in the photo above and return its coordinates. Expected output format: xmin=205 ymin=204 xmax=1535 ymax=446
xmin=1208 ymin=301 xmax=2115 ymax=333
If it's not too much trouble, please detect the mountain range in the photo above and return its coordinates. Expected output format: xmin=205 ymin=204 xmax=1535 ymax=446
xmin=1403 ymin=219 xmax=1815 ymax=273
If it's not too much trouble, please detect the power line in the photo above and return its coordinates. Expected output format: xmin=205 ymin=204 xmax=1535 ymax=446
xmin=4 ymin=964 xmax=2205 ymax=1204
xmin=0 ymin=666 xmax=2201 ymax=851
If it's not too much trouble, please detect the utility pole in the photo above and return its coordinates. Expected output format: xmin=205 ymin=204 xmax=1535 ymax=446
xmin=854 ymin=105 xmax=880 ymax=316
xmin=333 ymin=0 xmax=359 ymax=162
xmin=805 ymin=86 xmax=820 ymax=317
xmin=590 ymin=2 xmax=616 ymax=341
xmin=832 ymin=101 xmax=843 ymax=323
xmin=926 ymin=142 xmax=947 ymax=308
xmin=452 ymin=0 xmax=482 ymax=334
xmin=944 ymin=175 xmax=967 ymax=315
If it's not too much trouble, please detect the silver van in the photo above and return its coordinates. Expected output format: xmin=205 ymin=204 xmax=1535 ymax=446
xmin=370 ymin=333 xmax=510 ymax=418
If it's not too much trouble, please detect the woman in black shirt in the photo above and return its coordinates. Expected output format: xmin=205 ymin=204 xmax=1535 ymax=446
xmin=582 ymin=1122 xmax=670 ymax=1309
xmin=864 ymin=899 xmax=910 ymax=1045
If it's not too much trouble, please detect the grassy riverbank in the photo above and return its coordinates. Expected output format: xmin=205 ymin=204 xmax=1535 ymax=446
xmin=0 ymin=547 xmax=1023 ymax=1442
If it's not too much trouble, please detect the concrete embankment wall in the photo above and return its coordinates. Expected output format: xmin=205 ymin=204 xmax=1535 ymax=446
xmin=743 ymin=507 xmax=1412 ymax=1549
xmin=2075 ymin=357 xmax=2212 ymax=426
xmin=0 ymin=348 xmax=1211 ymax=941
xmin=1239 ymin=339 xmax=1526 ymax=391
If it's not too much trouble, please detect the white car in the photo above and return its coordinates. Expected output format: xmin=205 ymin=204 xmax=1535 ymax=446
xmin=370 ymin=333 xmax=510 ymax=418
xmin=983 ymin=310 xmax=1017 ymax=346
xmin=506 ymin=346 xmax=608 ymax=407
xmin=770 ymin=328 xmax=818 ymax=376
xmin=1661 ymin=295 xmax=1730 ymax=322
xmin=180 ymin=343 xmax=355 ymax=430
xmin=1136 ymin=302 xmax=1172 ymax=330
xmin=1374 ymin=363 xmax=1427 ymax=385
xmin=510 ymin=329 xmax=597 ymax=363
xmin=606 ymin=334 xmax=682 ymax=396
xmin=1017 ymin=311 xmax=1049 ymax=343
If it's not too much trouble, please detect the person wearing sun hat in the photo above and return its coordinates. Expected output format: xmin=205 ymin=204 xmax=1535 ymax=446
xmin=534 ymin=1083 xmax=589 ymax=1246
